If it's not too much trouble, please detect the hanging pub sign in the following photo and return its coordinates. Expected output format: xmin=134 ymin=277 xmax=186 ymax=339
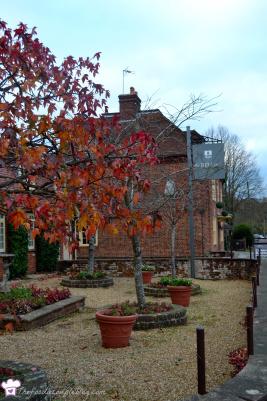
xmin=192 ymin=143 xmax=225 ymax=180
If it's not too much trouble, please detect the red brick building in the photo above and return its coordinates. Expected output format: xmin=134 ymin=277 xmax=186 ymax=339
xmin=69 ymin=88 xmax=224 ymax=261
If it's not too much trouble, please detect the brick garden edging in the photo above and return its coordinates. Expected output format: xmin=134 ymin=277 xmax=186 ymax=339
xmin=0 ymin=296 xmax=85 ymax=330
xmin=61 ymin=276 xmax=114 ymax=288
xmin=0 ymin=360 xmax=51 ymax=400
xmin=134 ymin=304 xmax=187 ymax=330
xmin=144 ymin=283 xmax=201 ymax=297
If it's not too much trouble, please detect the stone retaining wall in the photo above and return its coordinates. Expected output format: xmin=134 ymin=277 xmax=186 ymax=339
xmin=61 ymin=276 xmax=114 ymax=288
xmin=176 ymin=258 xmax=258 ymax=280
xmin=65 ymin=257 xmax=258 ymax=280
xmin=134 ymin=304 xmax=187 ymax=330
xmin=56 ymin=257 xmax=258 ymax=280
xmin=0 ymin=296 xmax=85 ymax=330
xmin=0 ymin=360 xmax=51 ymax=400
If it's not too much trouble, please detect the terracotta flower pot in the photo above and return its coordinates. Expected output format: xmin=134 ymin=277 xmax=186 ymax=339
xmin=167 ymin=286 xmax=192 ymax=307
xmin=96 ymin=311 xmax=137 ymax=348
xmin=142 ymin=271 xmax=153 ymax=284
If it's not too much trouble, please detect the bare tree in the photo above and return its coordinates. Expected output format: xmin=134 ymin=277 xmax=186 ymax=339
xmin=207 ymin=126 xmax=263 ymax=216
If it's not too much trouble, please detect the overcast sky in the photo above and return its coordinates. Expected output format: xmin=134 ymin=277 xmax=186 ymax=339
xmin=2 ymin=0 xmax=267 ymax=190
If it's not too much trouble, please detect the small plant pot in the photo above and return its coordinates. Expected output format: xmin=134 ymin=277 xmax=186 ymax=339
xmin=142 ymin=271 xmax=153 ymax=284
xmin=167 ymin=286 xmax=192 ymax=307
xmin=96 ymin=311 xmax=137 ymax=348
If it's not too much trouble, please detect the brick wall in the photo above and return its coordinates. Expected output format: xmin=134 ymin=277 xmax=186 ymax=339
xmin=27 ymin=251 xmax=36 ymax=274
xmin=76 ymin=91 xmax=224 ymax=260
xmin=77 ymin=164 xmax=223 ymax=259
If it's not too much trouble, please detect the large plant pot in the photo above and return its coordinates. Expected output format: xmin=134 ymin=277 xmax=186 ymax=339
xmin=96 ymin=311 xmax=137 ymax=348
xmin=167 ymin=286 xmax=192 ymax=307
xmin=142 ymin=271 xmax=153 ymax=284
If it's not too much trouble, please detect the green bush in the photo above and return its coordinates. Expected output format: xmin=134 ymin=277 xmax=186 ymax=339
xmin=36 ymin=234 xmax=59 ymax=272
xmin=142 ymin=264 xmax=155 ymax=271
xmin=7 ymin=224 xmax=28 ymax=279
xmin=232 ymin=224 xmax=254 ymax=247
xmin=159 ymin=276 xmax=192 ymax=287
xmin=77 ymin=271 xmax=106 ymax=280
xmin=0 ymin=287 xmax=32 ymax=301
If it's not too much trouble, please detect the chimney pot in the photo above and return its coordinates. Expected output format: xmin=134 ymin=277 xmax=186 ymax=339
xmin=118 ymin=88 xmax=141 ymax=119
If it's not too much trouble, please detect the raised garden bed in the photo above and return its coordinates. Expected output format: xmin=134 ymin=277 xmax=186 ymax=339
xmin=61 ymin=276 xmax=114 ymax=288
xmin=134 ymin=304 xmax=187 ymax=330
xmin=96 ymin=302 xmax=187 ymax=332
xmin=144 ymin=283 xmax=201 ymax=297
xmin=0 ymin=296 xmax=85 ymax=331
xmin=0 ymin=360 xmax=51 ymax=400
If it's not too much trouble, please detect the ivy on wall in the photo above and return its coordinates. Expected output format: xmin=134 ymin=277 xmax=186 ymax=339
xmin=36 ymin=234 xmax=59 ymax=272
xmin=7 ymin=224 xmax=28 ymax=278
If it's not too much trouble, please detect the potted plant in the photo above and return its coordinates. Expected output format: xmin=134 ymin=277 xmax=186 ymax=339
xmin=95 ymin=302 xmax=137 ymax=348
xmin=141 ymin=264 xmax=155 ymax=284
xmin=160 ymin=277 xmax=192 ymax=307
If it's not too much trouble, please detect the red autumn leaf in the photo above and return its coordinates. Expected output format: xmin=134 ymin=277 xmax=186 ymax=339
xmin=9 ymin=209 xmax=27 ymax=229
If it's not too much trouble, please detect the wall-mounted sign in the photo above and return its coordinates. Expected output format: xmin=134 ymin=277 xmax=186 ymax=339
xmin=192 ymin=143 xmax=225 ymax=180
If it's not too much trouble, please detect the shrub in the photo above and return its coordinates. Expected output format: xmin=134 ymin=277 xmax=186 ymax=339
xmin=0 ymin=285 xmax=71 ymax=315
xmin=159 ymin=277 xmax=192 ymax=287
xmin=232 ymin=224 xmax=254 ymax=247
xmin=103 ymin=301 xmax=173 ymax=316
xmin=142 ymin=264 xmax=155 ymax=271
xmin=36 ymin=234 xmax=59 ymax=272
xmin=7 ymin=224 xmax=28 ymax=279
xmin=228 ymin=347 xmax=248 ymax=376
xmin=0 ymin=287 xmax=32 ymax=301
xmin=73 ymin=271 xmax=106 ymax=280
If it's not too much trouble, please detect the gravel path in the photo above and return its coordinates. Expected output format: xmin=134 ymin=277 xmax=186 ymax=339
xmin=0 ymin=276 xmax=250 ymax=401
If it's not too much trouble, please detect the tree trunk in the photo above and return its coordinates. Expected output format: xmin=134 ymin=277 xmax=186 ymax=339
xmin=171 ymin=223 xmax=176 ymax=277
xmin=131 ymin=234 xmax=146 ymax=309
xmin=87 ymin=235 xmax=95 ymax=274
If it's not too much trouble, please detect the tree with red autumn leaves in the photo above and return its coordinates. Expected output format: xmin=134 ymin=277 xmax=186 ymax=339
xmin=0 ymin=20 xmax=159 ymax=307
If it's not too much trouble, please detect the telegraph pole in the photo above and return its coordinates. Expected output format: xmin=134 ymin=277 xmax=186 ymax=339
xmin=186 ymin=126 xmax=196 ymax=278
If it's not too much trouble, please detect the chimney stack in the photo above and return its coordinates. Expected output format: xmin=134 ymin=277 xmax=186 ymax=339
xmin=119 ymin=87 xmax=141 ymax=120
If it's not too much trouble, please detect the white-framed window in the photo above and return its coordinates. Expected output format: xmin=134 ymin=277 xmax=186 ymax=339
xmin=211 ymin=180 xmax=216 ymax=201
xmin=78 ymin=229 xmax=98 ymax=247
xmin=28 ymin=213 xmax=35 ymax=250
xmin=0 ymin=215 xmax=6 ymax=252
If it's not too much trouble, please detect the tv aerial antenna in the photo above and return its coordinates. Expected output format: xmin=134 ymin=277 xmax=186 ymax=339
xmin=122 ymin=67 xmax=134 ymax=94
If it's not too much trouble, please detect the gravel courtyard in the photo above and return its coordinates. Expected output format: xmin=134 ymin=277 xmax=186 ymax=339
xmin=0 ymin=276 xmax=251 ymax=401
